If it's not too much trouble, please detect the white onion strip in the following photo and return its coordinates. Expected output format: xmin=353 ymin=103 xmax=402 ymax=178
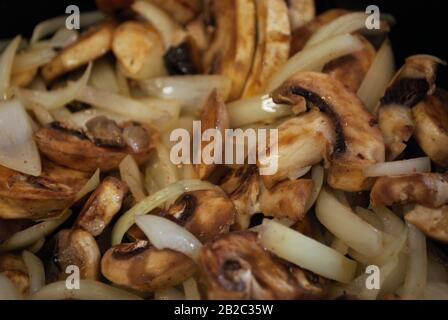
xmin=119 ymin=155 xmax=146 ymax=202
xmin=75 ymin=169 xmax=100 ymax=201
xmin=0 ymin=274 xmax=21 ymax=300
xmin=12 ymin=47 xmax=56 ymax=74
xmin=364 ymin=157 xmax=431 ymax=177
xmin=183 ymin=278 xmax=201 ymax=300
xmin=31 ymin=280 xmax=142 ymax=300
xmin=267 ymin=34 xmax=363 ymax=92
xmin=16 ymin=63 xmax=92 ymax=110
xmin=259 ymin=219 xmax=357 ymax=283
xmin=0 ymin=36 xmax=21 ymax=99
xmin=111 ymin=180 xmax=219 ymax=245
xmin=22 ymin=250 xmax=45 ymax=295
xmin=316 ymin=188 xmax=383 ymax=257
xmin=136 ymin=215 xmax=202 ymax=261
xmin=305 ymin=165 xmax=324 ymax=212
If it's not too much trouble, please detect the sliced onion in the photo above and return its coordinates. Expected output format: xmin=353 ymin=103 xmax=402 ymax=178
xmin=0 ymin=36 xmax=21 ymax=99
xmin=331 ymin=238 xmax=349 ymax=255
xmin=140 ymin=75 xmax=232 ymax=113
xmin=50 ymin=28 xmax=79 ymax=49
xmin=355 ymin=206 xmax=383 ymax=231
xmin=22 ymin=250 xmax=45 ymax=295
xmin=30 ymin=104 xmax=54 ymax=126
xmin=288 ymin=166 xmax=311 ymax=181
xmin=371 ymin=206 xmax=405 ymax=236
xmin=316 ymin=188 xmax=383 ymax=257
xmin=16 ymin=63 xmax=92 ymax=110
xmin=364 ymin=157 xmax=431 ymax=177
xmin=145 ymin=143 xmax=179 ymax=195
xmin=30 ymin=11 xmax=105 ymax=45
xmin=115 ymin=62 xmax=131 ymax=96
xmin=31 ymin=280 xmax=142 ymax=300
xmin=12 ymin=47 xmax=56 ymax=74
xmin=267 ymin=34 xmax=363 ymax=92
xmin=0 ymin=99 xmax=41 ymax=176
xmin=136 ymin=214 xmax=202 ymax=261
xmin=90 ymin=59 xmax=120 ymax=93
xmin=424 ymin=282 xmax=448 ymax=300
xmin=0 ymin=274 xmax=21 ymax=300
xmin=111 ymin=180 xmax=219 ymax=245
xmin=259 ymin=219 xmax=357 ymax=283
xmin=228 ymin=95 xmax=292 ymax=128
xmin=400 ymin=222 xmax=427 ymax=300
xmin=304 ymin=165 xmax=324 ymax=212
xmin=357 ymin=38 xmax=395 ymax=112
xmin=27 ymin=238 xmax=45 ymax=254
xmin=120 ymin=155 xmax=146 ymax=202
xmin=183 ymin=278 xmax=201 ymax=300
xmin=305 ymin=12 xmax=367 ymax=48
xmin=132 ymin=0 xmax=186 ymax=48
xmin=0 ymin=209 xmax=72 ymax=252
xmin=75 ymin=169 xmax=100 ymax=201
xmin=77 ymin=85 xmax=175 ymax=126
xmin=155 ymin=287 xmax=186 ymax=300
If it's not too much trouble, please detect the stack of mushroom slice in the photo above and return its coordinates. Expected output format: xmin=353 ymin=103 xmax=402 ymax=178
xmin=375 ymin=55 xmax=445 ymax=160
xmin=370 ymin=172 xmax=448 ymax=243
xmin=34 ymin=116 xmax=156 ymax=173
xmin=267 ymin=71 xmax=385 ymax=192
xmin=101 ymin=189 xmax=236 ymax=292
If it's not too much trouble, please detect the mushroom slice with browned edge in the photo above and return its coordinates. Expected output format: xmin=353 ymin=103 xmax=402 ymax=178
xmin=195 ymin=90 xmax=229 ymax=180
xmin=147 ymin=0 xmax=200 ymax=25
xmin=75 ymin=177 xmax=129 ymax=236
xmin=34 ymin=118 xmax=155 ymax=172
xmin=47 ymin=228 xmax=101 ymax=282
xmin=412 ymin=89 xmax=448 ymax=167
xmin=241 ymin=0 xmax=291 ymax=97
xmin=101 ymin=240 xmax=195 ymax=292
xmin=270 ymin=71 xmax=385 ymax=191
xmin=370 ymin=173 xmax=448 ymax=208
xmin=323 ymin=35 xmax=376 ymax=92
xmin=198 ymin=232 xmax=327 ymax=300
xmin=0 ymin=254 xmax=30 ymax=297
xmin=41 ymin=21 xmax=116 ymax=82
xmin=0 ymin=161 xmax=90 ymax=220
xmin=202 ymin=0 xmax=256 ymax=100
xmin=405 ymin=205 xmax=448 ymax=244
xmin=286 ymin=0 xmax=315 ymax=31
xmin=376 ymin=55 xmax=445 ymax=160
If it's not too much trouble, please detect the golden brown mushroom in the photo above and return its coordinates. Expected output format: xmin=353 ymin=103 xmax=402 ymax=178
xmin=405 ymin=205 xmax=448 ymax=244
xmin=147 ymin=0 xmax=200 ymax=25
xmin=42 ymin=21 xmax=116 ymax=82
xmin=0 ymin=254 xmax=30 ymax=297
xmin=198 ymin=232 xmax=327 ymax=299
xmin=286 ymin=0 xmax=315 ymax=31
xmin=270 ymin=71 xmax=385 ymax=192
xmin=75 ymin=177 xmax=129 ymax=236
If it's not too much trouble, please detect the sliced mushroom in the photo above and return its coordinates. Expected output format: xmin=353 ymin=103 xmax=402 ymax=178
xmin=0 ymin=254 xmax=30 ymax=297
xmin=259 ymin=178 xmax=313 ymax=222
xmin=195 ymin=90 xmax=229 ymax=180
xmin=405 ymin=205 xmax=448 ymax=244
xmin=112 ymin=21 xmax=166 ymax=80
xmin=241 ymin=0 xmax=290 ymax=97
xmin=0 ymin=161 xmax=90 ymax=220
xmin=198 ymin=232 xmax=327 ymax=299
xmin=370 ymin=173 xmax=448 ymax=208
xmin=147 ymin=0 xmax=200 ymax=25
xmin=34 ymin=119 xmax=155 ymax=172
xmin=376 ymin=55 xmax=445 ymax=160
xmin=290 ymin=9 xmax=348 ymax=55
xmin=203 ymin=0 xmax=256 ymax=100
xmin=42 ymin=21 xmax=116 ymax=82
xmin=412 ymin=89 xmax=448 ymax=167
xmin=48 ymin=228 xmax=101 ymax=281
xmin=271 ymin=71 xmax=385 ymax=191
xmin=259 ymin=109 xmax=335 ymax=189
xmin=75 ymin=177 xmax=129 ymax=236
xmin=101 ymin=240 xmax=196 ymax=292
xmin=323 ymin=35 xmax=376 ymax=92
xmin=286 ymin=0 xmax=315 ymax=31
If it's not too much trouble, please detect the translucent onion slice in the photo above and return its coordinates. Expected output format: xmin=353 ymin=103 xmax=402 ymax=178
xmin=0 ymin=99 xmax=42 ymax=176
xmin=12 ymin=47 xmax=56 ymax=74
xmin=0 ymin=274 xmax=21 ymax=300
xmin=0 ymin=36 xmax=21 ymax=99
xmin=155 ymin=287 xmax=186 ymax=300
xmin=31 ymin=280 xmax=142 ymax=300
xmin=363 ymin=157 xmax=431 ymax=177
xmin=30 ymin=11 xmax=105 ymax=45
xmin=132 ymin=0 xmax=186 ymax=48
xmin=304 ymin=165 xmax=324 ymax=212
xmin=400 ymin=222 xmax=427 ymax=300
xmin=0 ymin=210 xmax=72 ymax=252
xmin=90 ymin=59 xmax=120 ymax=93
xmin=267 ymin=34 xmax=363 ymax=92
xmin=115 ymin=62 xmax=131 ymax=96
xmin=77 ymin=85 xmax=176 ymax=126
xmin=357 ymin=38 xmax=395 ymax=112
xmin=371 ymin=206 xmax=405 ymax=236
xmin=139 ymin=75 xmax=232 ymax=113
xmin=16 ymin=63 xmax=92 ymax=110
xmin=27 ymin=238 xmax=46 ymax=254
xmin=111 ymin=180 xmax=219 ymax=245
xmin=50 ymin=28 xmax=79 ymax=49
xmin=424 ymin=283 xmax=448 ymax=300
xmin=259 ymin=219 xmax=357 ymax=283
xmin=331 ymin=238 xmax=349 ymax=256
xmin=288 ymin=166 xmax=311 ymax=181
xmin=145 ymin=144 xmax=179 ymax=194
xmin=305 ymin=12 xmax=367 ymax=48
xmin=22 ymin=250 xmax=45 ymax=295
xmin=228 ymin=95 xmax=292 ymax=128
xmin=316 ymin=188 xmax=383 ymax=257
xmin=136 ymin=215 xmax=202 ymax=261
xmin=119 ymin=155 xmax=146 ymax=202
xmin=355 ymin=206 xmax=383 ymax=231
xmin=75 ymin=169 xmax=100 ymax=201
xmin=183 ymin=278 xmax=201 ymax=300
